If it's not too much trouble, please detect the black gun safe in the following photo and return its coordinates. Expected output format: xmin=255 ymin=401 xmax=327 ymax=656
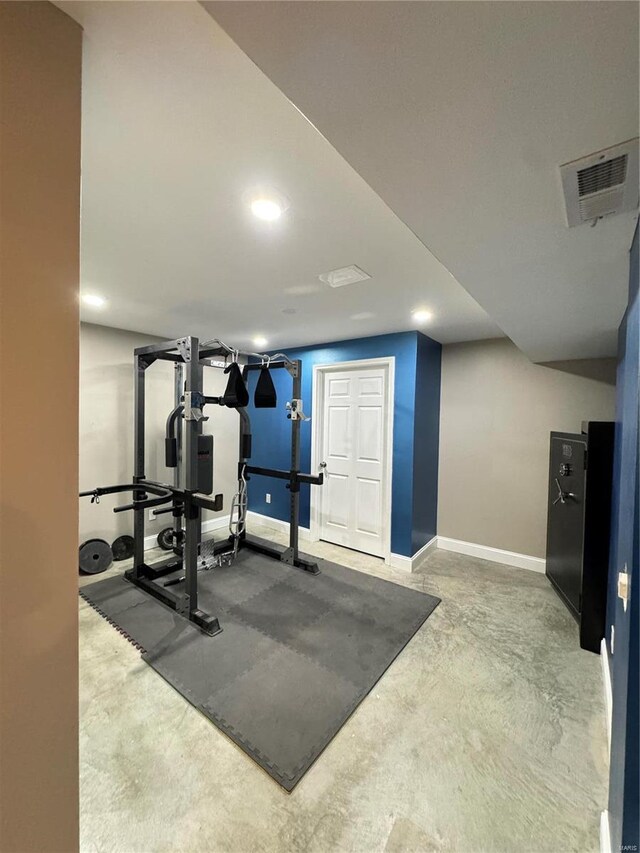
xmin=545 ymin=421 xmax=615 ymax=653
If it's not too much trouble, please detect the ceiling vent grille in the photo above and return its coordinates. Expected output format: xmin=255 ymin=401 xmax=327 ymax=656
xmin=319 ymin=264 xmax=371 ymax=288
xmin=560 ymin=139 xmax=638 ymax=227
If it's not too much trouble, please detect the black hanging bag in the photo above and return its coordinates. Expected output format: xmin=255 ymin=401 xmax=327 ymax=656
xmin=223 ymin=361 xmax=249 ymax=408
xmin=254 ymin=366 xmax=277 ymax=408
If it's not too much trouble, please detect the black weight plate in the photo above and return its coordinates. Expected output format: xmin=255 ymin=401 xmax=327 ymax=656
xmin=79 ymin=538 xmax=113 ymax=574
xmin=111 ymin=534 xmax=134 ymax=562
xmin=157 ymin=527 xmax=174 ymax=551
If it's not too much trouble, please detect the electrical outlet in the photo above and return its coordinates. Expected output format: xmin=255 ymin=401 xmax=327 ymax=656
xmin=266 ymin=493 xmax=271 ymax=504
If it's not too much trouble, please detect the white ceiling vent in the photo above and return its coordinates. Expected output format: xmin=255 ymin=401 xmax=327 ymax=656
xmin=319 ymin=264 xmax=371 ymax=288
xmin=560 ymin=139 xmax=639 ymax=227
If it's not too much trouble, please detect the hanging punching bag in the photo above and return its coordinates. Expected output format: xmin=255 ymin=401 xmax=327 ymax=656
xmin=223 ymin=362 xmax=249 ymax=408
xmin=254 ymin=366 xmax=277 ymax=408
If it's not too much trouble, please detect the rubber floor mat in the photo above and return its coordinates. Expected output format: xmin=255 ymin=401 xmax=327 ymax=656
xmin=80 ymin=547 xmax=440 ymax=790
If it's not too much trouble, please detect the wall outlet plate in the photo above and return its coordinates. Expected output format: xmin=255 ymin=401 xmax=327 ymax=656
xmin=266 ymin=493 xmax=271 ymax=504
xmin=618 ymin=566 xmax=630 ymax=612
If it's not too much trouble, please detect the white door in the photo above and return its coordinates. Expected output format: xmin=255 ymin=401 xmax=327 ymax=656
xmin=319 ymin=364 xmax=390 ymax=557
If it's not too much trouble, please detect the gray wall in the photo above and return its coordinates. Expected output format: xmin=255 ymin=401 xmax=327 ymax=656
xmin=80 ymin=323 xmax=238 ymax=543
xmin=437 ymin=338 xmax=616 ymax=558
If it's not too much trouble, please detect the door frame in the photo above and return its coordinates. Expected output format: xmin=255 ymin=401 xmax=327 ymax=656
xmin=310 ymin=356 xmax=395 ymax=563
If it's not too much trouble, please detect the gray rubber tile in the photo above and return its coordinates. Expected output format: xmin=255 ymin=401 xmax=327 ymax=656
xmin=146 ymin=618 xmax=280 ymax=706
xmin=202 ymin=645 xmax=362 ymax=789
xmin=227 ymin=579 xmax=332 ymax=645
xmin=80 ymin=575 xmax=143 ymax=617
xmin=287 ymin=568 xmax=431 ymax=632
xmin=82 ymin=580 xmax=195 ymax=652
xmin=170 ymin=560 xmax=282 ymax=611
xmin=80 ymin=550 xmax=440 ymax=790
xmin=291 ymin=608 xmax=419 ymax=690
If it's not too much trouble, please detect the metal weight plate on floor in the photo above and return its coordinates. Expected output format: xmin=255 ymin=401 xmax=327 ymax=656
xmin=79 ymin=538 xmax=113 ymax=574
xmin=111 ymin=534 xmax=134 ymax=562
xmin=157 ymin=527 xmax=175 ymax=551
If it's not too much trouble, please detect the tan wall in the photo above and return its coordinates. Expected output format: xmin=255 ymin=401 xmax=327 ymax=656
xmin=80 ymin=323 xmax=239 ymax=545
xmin=437 ymin=338 xmax=616 ymax=559
xmin=0 ymin=3 xmax=81 ymax=851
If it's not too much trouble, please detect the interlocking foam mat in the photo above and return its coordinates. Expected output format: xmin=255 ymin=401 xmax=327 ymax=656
xmin=81 ymin=544 xmax=440 ymax=790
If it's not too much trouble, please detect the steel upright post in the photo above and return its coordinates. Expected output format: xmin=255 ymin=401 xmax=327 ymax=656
xmin=183 ymin=337 xmax=200 ymax=614
xmin=132 ymin=353 xmax=147 ymax=576
xmin=289 ymin=360 xmax=302 ymax=559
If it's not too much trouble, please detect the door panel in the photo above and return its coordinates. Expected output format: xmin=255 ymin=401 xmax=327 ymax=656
xmin=319 ymin=365 xmax=389 ymax=557
xmin=358 ymin=375 xmax=383 ymax=396
xmin=328 ymin=377 xmax=350 ymax=397
xmin=355 ymin=477 xmax=381 ymax=537
xmin=327 ymin=406 xmax=350 ymax=459
xmin=325 ymin=473 xmax=349 ymax=532
xmin=357 ymin=406 xmax=383 ymax=462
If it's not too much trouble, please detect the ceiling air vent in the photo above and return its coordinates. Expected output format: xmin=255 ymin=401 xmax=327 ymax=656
xmin=560 ymin=138 xmax=639 ymax=227
xmin=319 ymin=265 xmax=371 ymax=288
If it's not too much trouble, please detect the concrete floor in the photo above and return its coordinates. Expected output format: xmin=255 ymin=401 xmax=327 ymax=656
xmin=79 ymin=521 xmax=608 ymax=853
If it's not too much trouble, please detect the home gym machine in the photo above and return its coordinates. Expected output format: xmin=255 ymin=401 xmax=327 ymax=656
xmin=80 ymin=336 xmax=324 ymax=637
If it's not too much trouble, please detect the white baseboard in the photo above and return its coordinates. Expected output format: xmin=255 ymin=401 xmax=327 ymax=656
xmin=601 ymin=638 xmax=613 ymax=751
xmin=600 ymin=809 xmax=611 ymax=853
xmin=190 ymin=516 xmax=542 ymax=578
xmin=436 ymin=536 xmax=546 ymax=574
xmin=388 ymin=536 xmax=438 ymax=573
xmin=143 ymin=514 xmax=230 ymax=551
xmin=246 ymin=510 xmax=311 ymax=540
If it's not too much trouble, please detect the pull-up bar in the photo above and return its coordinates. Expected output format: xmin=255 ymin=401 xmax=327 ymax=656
xmin=199 ymin=337 xmax=294 ymax=367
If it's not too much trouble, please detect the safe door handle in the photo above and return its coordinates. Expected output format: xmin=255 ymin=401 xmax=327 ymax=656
xmin=553 ymin=478 xmax=576 ymax=505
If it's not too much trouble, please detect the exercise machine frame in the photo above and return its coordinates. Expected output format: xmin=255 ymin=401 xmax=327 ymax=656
xmin=199 ymin=339 xmax=323 ymax=574
xmin=80 ymin=335 xmax=323 ymax=637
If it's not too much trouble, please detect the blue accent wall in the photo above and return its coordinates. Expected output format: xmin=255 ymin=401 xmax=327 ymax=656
xmin=246 ymin=331 xmax=441 ymax=558
xmin=606 ymin=221 xmax=639 ymax=851
xmin=411 ymin=333 xmax=442 ymax=554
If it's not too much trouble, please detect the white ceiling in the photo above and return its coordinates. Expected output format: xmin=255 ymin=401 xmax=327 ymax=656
xmin=58 ymin=1 xmax=501 ymax=351
xmin=206 ymin=1 xmax=639 ymax=362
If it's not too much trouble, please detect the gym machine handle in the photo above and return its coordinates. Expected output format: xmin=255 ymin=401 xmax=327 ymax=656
xmin=79 ymin=481 xmax=174 ymax=514
xmin=152 ymin=504 xmax=181 ymax=517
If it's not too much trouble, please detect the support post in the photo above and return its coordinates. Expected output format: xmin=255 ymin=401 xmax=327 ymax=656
xmin=132 ymin=353 xmax=147 ymax=578
xmin=182 ymin=336 xmax=200 ymax=615
xmin=173 ymin=362 xmax=183 ymax=547
xmin=286 ymin=360 xmax=302 ymax=563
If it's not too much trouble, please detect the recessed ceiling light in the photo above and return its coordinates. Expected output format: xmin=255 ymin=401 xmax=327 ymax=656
xmin=253 ymin=336 xmax=268 ymax=348
xmin=319 ymin=265 xmax=371 ymax=288
xmin=412 ymin=309 xmax=432 ymax=324
xmin=251 ymin=199 xmax=282 ymax=221
xmin=246 ymin=187 xmax=290 ymax=222
xmin=82 ymin=293 xmax=106 ymax=308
